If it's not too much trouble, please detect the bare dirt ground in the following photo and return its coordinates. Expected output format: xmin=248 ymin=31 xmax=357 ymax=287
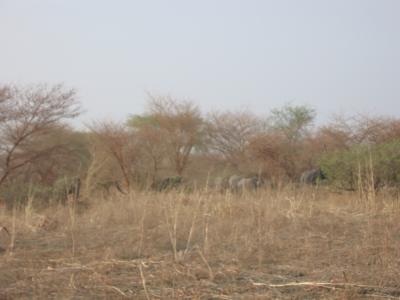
xmin=1 ymin=187 xmax=400 ymax=299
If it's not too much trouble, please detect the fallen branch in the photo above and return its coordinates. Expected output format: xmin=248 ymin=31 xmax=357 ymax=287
xmin=251 ymin=280 xmax=400 ymax=299
xmin=264 ymin=281 xmax=381 ymax=289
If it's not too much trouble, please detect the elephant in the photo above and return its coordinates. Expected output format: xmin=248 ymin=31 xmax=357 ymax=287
xmin=300 ymin=168 xmax=326 ymax=185
xmin=229 ymin=175 xmax=265 ymax=192
xmin=228 ymin=175 xmax=243 ymax=192
xmin=237 ymin=176 xmax=264 ymax=191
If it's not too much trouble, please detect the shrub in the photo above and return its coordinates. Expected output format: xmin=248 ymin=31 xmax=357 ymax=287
xmin=320 ymin=139 xmax=400 ymax=190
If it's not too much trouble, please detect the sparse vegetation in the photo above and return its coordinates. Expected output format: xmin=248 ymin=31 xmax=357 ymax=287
xmin=1 ymin=188 xmax=400 ymax=299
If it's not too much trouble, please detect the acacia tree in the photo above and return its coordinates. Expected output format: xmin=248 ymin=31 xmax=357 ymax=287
xmin=0 ymin=84 xmax=80 ymax=187
xmin=307 ymin=115 xmax=400 ymax=158
xmin=343 ymin=115 xmax=400 ymax=145
xmin=269 ymin=104 xmax=316 ymax=142
xmin=127 ymin=115 xmax=166 ymax=183
xmin=205 ymin=111 xmax=262 ymax=168
xmin=248 ymin=104 xmax=316 ymax=180
xmin=26 ymin=127 xmax=91 ymax=185
xmin=145 ymin=95 xmax=204 ymax=176
xmin=88 ymin=121 xmax=137 ymax=190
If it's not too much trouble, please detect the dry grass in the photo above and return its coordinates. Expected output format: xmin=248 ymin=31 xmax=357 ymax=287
xmin=1 ymin=187 xmax=400 ymax=299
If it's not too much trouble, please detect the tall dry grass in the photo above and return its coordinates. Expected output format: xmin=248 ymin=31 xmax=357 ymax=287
xmin=0 ymin=186 xmax=400 ymax=299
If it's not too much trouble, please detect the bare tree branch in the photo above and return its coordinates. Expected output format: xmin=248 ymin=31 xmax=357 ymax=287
xmin=0 ymin=84 xmax=81 ymax=187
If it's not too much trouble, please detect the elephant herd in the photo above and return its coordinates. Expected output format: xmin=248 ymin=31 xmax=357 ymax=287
xmin=153 ymin=168 xmax=326 ymax=193
xmin=215 ymin=168 xmax=325 ymax=192
xmin=58 ymin=168 xmax=325 ymax=199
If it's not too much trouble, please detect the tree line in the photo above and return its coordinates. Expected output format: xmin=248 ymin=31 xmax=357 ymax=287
xmin=1 ymin=83 xmax=400 ymax=206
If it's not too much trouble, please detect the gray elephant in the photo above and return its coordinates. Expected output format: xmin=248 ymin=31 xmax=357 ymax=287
xmin=228 ymin=175 xmax=243 ymax=192
xmin=237 ymin=176 xmax=264 ymax=191
xmin=229 ymin=175 xmax=264 ymax=192
xmin=300 ymin=168 xmax=325 ymax=185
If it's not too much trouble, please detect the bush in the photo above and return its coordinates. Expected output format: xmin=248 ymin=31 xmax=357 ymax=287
xmin=320 ymin=139 xmax=400 ymax=190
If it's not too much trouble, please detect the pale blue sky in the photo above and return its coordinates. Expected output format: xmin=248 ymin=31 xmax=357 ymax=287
xmin=1 ymin=0 xmax=399 ymax=125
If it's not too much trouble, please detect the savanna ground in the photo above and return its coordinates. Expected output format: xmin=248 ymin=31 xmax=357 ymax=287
xmin=1 ymin=187 xmax=400 ymax=299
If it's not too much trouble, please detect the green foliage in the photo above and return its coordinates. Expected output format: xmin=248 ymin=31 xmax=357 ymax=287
xmin=126 ymin=114 xmax=160 ymax=129
xmin=320 ymin=139 xmax=400 ymax=190
xmin=269 ymin=104 xmax=316 ymax=141
xmin=371 ymin=140 xmax=400 ymax=186
xmin=320 ymin=148 xmax=358 ymax=190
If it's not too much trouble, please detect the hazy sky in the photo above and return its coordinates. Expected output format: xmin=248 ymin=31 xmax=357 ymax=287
xmin=1 ymin=0 xmax=399 ymax=125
